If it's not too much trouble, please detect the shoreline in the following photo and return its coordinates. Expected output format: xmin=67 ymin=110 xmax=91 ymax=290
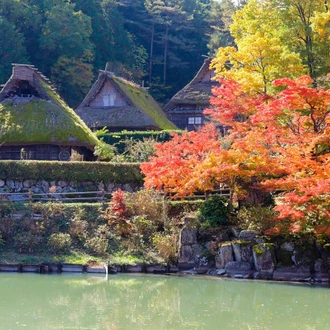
xmin=1 ymin=261 xmax=329 ymax=286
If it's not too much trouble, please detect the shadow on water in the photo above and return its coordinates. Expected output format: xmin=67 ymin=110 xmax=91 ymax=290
xmin=0 ymin=273 xmax=329 ymax=329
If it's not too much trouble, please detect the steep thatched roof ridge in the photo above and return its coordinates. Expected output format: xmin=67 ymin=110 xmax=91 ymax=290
xmin=0 ymin=64 xmax=98 ymax=148
xmin=189 ymin=57 xmax=213 ymax=85
xmin=163 ymin=58 xmax=218 ymax=112
xmin=76 ymin=71 xmax=177 ymax=130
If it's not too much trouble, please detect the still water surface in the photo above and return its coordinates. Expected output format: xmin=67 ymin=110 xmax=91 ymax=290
xmin=0 ymin=273 xmax=329 ymax=330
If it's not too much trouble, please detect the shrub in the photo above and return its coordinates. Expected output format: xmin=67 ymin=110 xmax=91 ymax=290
xmin=84 ymin=237 xmax=109 ymax=255
xmin=94 ymin=140 xmax=116 ymax=161
xmin=0 ymin=202 xmax=14 ymax=217
xmin=16 ymin=216 xmax=46 ymax=236
xmin=102 ymin=189 xmax=132 ymax=236
xmin=48 ymin=233 xmax=72 ymax=254
xmin=168 ymin=200 xmax=203 ymax=218
xmin=131 ymin=215 xmax=157 ymax=240
xmin=14 ymin=233 xmax=43 ymax=253
xmin=0 ymin=217 xmax=15 ymax=241
xmin=236 ymin=205 xmax=277 ymax=233
xmin=68 ymin=217 xmax=88 ymax=242
xmin=101 ymin=130 xmax=182 ymax=153
xmin=110 ymin=137 xmax=157 ymax=163
xmin=152 ymin=231 xmax=178 ymax=266
xmin=84 ymin=224 xmax=119 ymax=255
xmin=124 ymin=189 xmax=169 ymax=228
xmin=198 ymin=195 xmax=230 ymax=227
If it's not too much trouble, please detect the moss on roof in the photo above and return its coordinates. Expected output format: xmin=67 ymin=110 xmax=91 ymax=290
xmin=76 ymin=71 xmax=177 ymax=131
xmin=0 ymin=80 xmax=98 ymax=147
xmin=113 ymin=77 xmax=176 ymax=130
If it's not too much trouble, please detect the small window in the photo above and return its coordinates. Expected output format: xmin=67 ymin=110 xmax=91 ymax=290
xmin=188 ymin=117 xmax=195 ymax=124
xmin=188 ymin=117 xmax=202 ymax=125
xmin=103 ymin=94 xmax=116 ymax=106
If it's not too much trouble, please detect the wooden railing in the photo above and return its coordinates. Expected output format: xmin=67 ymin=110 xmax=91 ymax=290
xmin=0 ymin=189 xmax=112 ymax=203
xmin=165 ymin=189 xmax=230 ymax=201
xmin=0 ymin=186 xmax=231 ymax=204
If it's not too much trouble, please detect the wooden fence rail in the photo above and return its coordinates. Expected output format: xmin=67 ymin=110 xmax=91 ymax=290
xmin=0 ymin=187 xmax=231 ymax=204
xmin=0 ymin=189 xmax=112 ymax=203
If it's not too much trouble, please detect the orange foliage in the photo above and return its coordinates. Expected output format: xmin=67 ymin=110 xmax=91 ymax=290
xmin=141 ymin=76 xmax=330 ymax=234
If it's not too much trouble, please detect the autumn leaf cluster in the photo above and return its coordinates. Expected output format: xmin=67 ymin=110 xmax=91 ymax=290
xmin=141 ymin=75 xmax=330 ymax=235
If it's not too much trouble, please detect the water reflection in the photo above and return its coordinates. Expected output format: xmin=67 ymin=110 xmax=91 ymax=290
xmin=0 ymin=273 xmax=329 ymax=329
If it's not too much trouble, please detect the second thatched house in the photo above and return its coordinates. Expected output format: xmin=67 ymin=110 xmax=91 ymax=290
xmin=75 ymin=70 xmax=177 ymax=132
xmin=0 ymin=64 xmax=98 ymax=161
xmin=163 ymin=58 xmax=219 ymax=131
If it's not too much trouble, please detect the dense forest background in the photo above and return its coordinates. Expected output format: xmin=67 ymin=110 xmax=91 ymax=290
xmin=0 ymin=0 xmax=245 ymax=107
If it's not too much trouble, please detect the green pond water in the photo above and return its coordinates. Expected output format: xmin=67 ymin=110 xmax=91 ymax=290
xmin=0 ymin=273 xmax=329 ymax=330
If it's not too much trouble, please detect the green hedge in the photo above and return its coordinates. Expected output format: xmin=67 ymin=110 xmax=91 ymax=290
xmin=101 ymin=130 xmax=182 ymax=153
xmin=0 ymin=160 xmax=144 ymax=184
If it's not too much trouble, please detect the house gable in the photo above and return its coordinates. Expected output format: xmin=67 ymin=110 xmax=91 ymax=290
xmin=89 ymin=79 xmax=129 ymax=108
xmin=76 ymin=70 xmax=177 ymax=131
xmin=0 ymin=65 xmax=52 ymax=102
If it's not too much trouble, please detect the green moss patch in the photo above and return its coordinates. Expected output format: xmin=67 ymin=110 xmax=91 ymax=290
xmin=113 ymin=78 xmax=177 ymax=130
xmin=253 ymin=243 xmax=275 ymax=257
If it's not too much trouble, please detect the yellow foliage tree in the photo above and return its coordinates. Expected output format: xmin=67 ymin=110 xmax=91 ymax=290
xmin=212 ymin=0 xmax=305 ymax=95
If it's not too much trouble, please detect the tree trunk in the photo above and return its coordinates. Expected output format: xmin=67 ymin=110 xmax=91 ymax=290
xmin=237 ymin=177 xmax=272 ymax=207
xmin=163 ymin=24 xmax=169 ymax=85
xmin=149 ymin=21 xmax=155 ymax=85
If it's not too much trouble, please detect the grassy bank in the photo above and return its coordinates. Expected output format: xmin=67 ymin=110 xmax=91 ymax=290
xmin=0 ymin=196 xmax=203 ymax=266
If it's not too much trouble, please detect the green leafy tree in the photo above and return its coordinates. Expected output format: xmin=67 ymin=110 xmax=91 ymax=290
xmin=50 ymin=57 xmax=94 ymax=107
xmin=0 ymin=16 xmax=29 ymax=82
xmin=39 ymin=1 xmax=94 ymax=66
xmin=272 ymin=0 xmax=330 ymax=80
xmin=72 ymin=0 xmax=116 ymax=71
xmin=207 ymin=0 xmax=235 ymax=55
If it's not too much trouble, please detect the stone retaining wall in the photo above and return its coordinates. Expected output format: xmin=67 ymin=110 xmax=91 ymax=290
xmin=179 ymin=226 xmax=330 ymax=283
xmin=0 ymin=179 xmax=141 ymax=201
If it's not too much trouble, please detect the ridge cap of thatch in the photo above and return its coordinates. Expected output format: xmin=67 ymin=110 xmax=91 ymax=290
xmin=0 ymin=64 xmax=57 ymax=101
xmin=188 ymin=57 xmax=213 ymax=86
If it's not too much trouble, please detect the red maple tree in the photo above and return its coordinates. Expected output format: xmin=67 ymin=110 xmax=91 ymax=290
xmin=141 ymin=76 xmax=330 ymax=234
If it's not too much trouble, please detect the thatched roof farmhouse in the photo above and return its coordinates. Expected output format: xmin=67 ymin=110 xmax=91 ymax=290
xmin=0 ymin=64 xmax=98 ymax=160
xmin=163 ymin=58 xmax=219 ymax=131
xmin=76 ymin=70 xmax=177 ymax=131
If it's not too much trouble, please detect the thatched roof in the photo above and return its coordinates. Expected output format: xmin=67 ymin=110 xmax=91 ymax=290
xmin=0 ymin=64 xmax=98 ymax=149
xmin=76 ymin=70 xmax=177 ymax=131
xmin=164 ymin=58 xmax=218 ymax=112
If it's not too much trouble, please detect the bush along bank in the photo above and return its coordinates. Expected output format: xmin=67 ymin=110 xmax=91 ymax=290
xmin=1 ymin=192 xmax=330 ymax=283
xmin=0 ymin=192 xmax=202 ymax=274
